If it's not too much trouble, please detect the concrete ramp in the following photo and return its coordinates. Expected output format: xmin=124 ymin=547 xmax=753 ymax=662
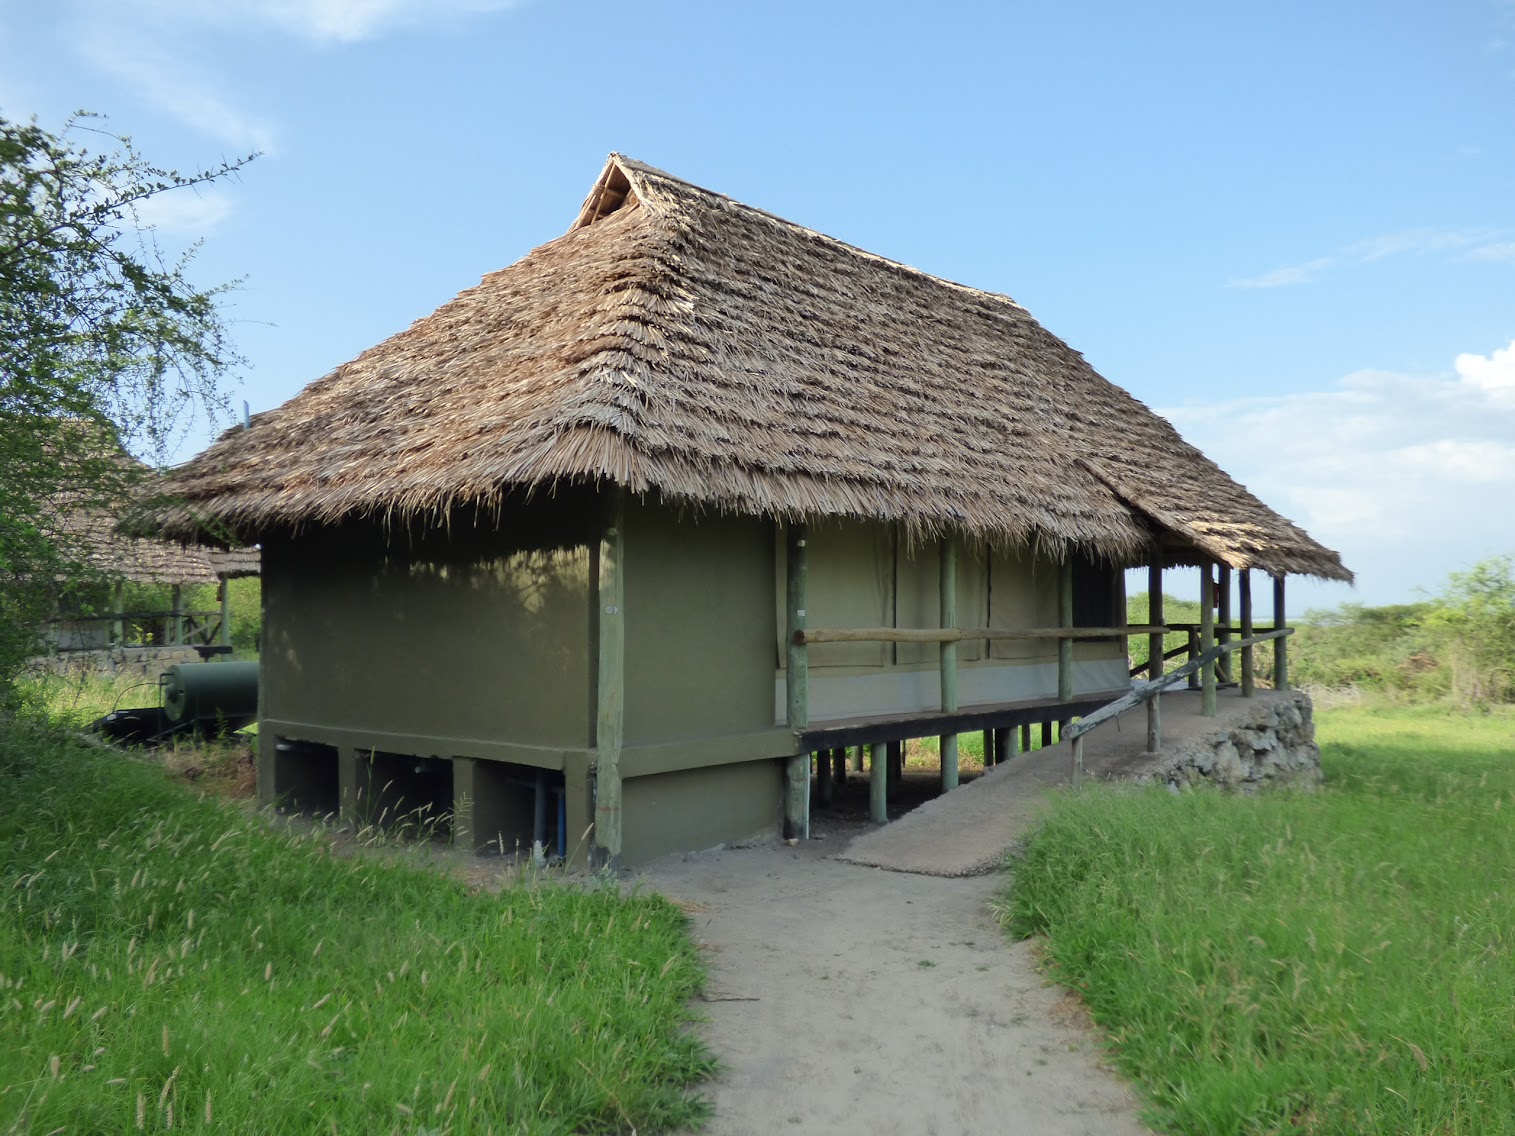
xmin=836 ymin=688 xmax=1306 ymax=877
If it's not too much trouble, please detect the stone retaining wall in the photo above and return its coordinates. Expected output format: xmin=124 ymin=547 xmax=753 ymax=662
xmin=28 ymin=646 xmax=205 ymax=682
xmin=1135 ymin=689 xmax=1322 ymax=791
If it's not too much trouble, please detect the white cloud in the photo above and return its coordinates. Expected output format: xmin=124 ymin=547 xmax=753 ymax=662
xmin=76 ymin=29 xmax=276 ymax=151
xmin=131 ymin=188 xmax=236 ymax=234
xmin=1464 ymin=241 xmax=1515 ymax=263
xmin=1160 ymin=339 xmax=1515 ymax=603
xmin=1230 ymin=228 xmax=1503 ymax=289
xmin=120 ymin=0 xmax=521 ymax=43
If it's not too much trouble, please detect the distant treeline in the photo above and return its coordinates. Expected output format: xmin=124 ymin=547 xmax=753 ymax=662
xmin=1130 ymin=555 xmax=1515 ymax=709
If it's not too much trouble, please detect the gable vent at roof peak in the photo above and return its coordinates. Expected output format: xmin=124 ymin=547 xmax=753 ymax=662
xmin=572 ymin=156 xmax=640 ymax=231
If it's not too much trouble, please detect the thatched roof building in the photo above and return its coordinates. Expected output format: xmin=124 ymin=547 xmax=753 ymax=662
xmin=162 ymin=155 xmax=1348 ymax=583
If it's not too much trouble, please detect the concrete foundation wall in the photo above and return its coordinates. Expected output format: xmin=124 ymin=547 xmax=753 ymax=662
xmin=621 ymin=758 xmax=782 ymax=865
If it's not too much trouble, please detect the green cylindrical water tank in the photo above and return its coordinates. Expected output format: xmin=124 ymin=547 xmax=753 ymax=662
xmin=162 ymin=662 xmax=259 ymax=725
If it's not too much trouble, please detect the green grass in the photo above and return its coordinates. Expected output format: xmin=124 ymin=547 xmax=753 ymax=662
xmin=998 ymin=705 xmax=1515 ymax=1135
xmin=0 ymin=718 xmax=713 ymax=1134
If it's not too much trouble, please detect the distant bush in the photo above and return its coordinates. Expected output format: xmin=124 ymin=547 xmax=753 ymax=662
xmin=1131 ymin=555 xmax=1515 ymax=709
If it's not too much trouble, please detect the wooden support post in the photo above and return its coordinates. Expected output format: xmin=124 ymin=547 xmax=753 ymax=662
xmin=784 ymin=523 xmax=811 ymax=840
xmin=981 ymin=728 xmax=995 ymax=769
xmin=218 ymin=578 xmax=231 ymax=648
xmin=170 ymin=584 xmax=184 ymax=646
xmin=1200 ymin=561 xmax=1217 ymax=717
xmin=593 ymin=492 xmax=626 ymax=870
xmin=111 ymin=581 xmax=124 ymax=647
xmin=1273 ymin=574 xmax=1289 ymax=691
xmin=1146 ymin=690 xmax=1161 ymax=754
xmin=869 ymin=742 xmax=887 ymax=824
xmin=834 ymin=749 xmax=847 ymax=785
xmin=1040 ymin=721 xmax=1052 ymax=749
xmin=816 ymin=749 xmax=834 ymax=805
xmin=1057 ymin=554 xmax=1074 ymax=702
xmin=851 ymin=745 xmax=864 ymax=773
xmin=1240 ymin=570 xmax=1255 ymax=698
xmin=1072 ymin=734 xmax=1084 ymax=790
xmin=1217 ymin=564 xmax=1233 ymax=685
xmin=888 ymin=740 xmax=903 ymax=802
xmin=1186 ymin=629 xmax=1200 ymax=689
xmin=1020 ymin=723 xmax=1032 ymax=752
xmin=939 ymin=536 xmax=960 ymax=792
xmin=1147 ymin=544 xmax=1164 ymax=684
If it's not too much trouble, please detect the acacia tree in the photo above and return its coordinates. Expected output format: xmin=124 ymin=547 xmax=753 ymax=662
xmin=0 ymin=112 xmax=253 ymax=695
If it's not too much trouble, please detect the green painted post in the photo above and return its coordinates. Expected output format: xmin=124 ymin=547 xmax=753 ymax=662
xmin=218 ymin=579 xmax=231 ymax=648
xmin=851 ymin=745 xmax=864 ymax=773
xmin=1217 ymin=564 xmax=1233 ymax=684
xmin=1020 ymin=723 xmax=1032 ymax=752
xmin=593 ymin=491 xmax=626 ymax=870
xmin=1273 ymin=574 xmax=1289 ymax=691
xmin=869 ymin=742 xmax=887 ymax=824
xmin=1240 ymin=570 xmax=1255 ymax=697
xmin=785 ymin=524 xmax=811 ymax=840
xmin=1058 ymin=555 xmax=1074 ymax=702
xmin=939 ymin=536 xmax=959 ymax=792
xmin=1200 ymin=561 xmax=1217 ymax=716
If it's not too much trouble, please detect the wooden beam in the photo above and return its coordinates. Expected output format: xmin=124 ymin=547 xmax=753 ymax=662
xmin=1273 ymin=574 xmax=1289 ymax=691
xmin=1058 ymin=556 xmax=1074 ymax=702
xmin=939 ymin=536 xmax=959 ymax=792
xmin=1200 ymin=561 xmax=1217 ymax=716
xmin=1217 ymin=564 xmax=1233 ymax=685
xmin=784 ymin=523 xmax=811 ymax=840
xmin=869 ymin=741 xmax=887 ymax=824
xmin=1240 ymin=570 xmax=1255 ymax=697
xmin=593 ymin=491 xmax=626 ymax=870
xmin=795 ymin=624 xmax=1166 ymax=645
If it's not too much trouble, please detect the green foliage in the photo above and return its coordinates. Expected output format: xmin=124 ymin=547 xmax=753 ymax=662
xmin=0 ymin=718 xmax=714 ymax=1133
xmin=1000 ymin=706 xmax=1515 ymax=1134
xmin=0 ymin=112 xmax=252 ymax=698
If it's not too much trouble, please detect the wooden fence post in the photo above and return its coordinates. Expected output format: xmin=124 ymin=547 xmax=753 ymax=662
xmin=785 ymin=523 xmax=811 ymax=840
xmin=1058 ymin=555 xmax=1074 ymax=702
xmin=1273 ymin=574 xmax=1289 ymax=691
xmin=593 ymin=491 xmax=626 ymax=870
xmin=1240 ymin=570 xmax=1255 ymax=697
xmin=939 ymin=536 xmax=959 ymax=792
xmin=1200 ymin=561 xmax=1217 ymax=716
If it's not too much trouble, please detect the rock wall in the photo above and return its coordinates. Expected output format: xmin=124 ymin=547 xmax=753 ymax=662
xmin=1136 ymin=689 xmax=1322 ymax=792
xmin=28 ymin=646 xmax=206 ymax=682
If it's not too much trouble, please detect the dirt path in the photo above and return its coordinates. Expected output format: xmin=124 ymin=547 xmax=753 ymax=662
xmin=640 ymin=838 xmax=1150 ymax=1136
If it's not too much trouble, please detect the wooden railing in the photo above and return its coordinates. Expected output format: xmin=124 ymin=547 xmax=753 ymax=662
xmin=1062 ymin=627 xmax=1294 ymax=786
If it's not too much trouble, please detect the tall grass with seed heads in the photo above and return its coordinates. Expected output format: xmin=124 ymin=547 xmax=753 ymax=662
xmin=998 ymin=705 xmax=1515 ymax=1135
xmin=0 ymin=717 xmax=713 ymax=1134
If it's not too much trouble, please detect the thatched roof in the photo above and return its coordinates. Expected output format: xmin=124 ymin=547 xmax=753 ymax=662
xmin=43 ymin=422 xmax=260 ymax=585
xmin=161 ymin=155 xmax=1349 ymax=581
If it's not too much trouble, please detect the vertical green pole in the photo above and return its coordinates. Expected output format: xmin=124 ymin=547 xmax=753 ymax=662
xmin=939 ymin=536 xmax=959 ymax=792
xmin=1217 ymin=564 xmax=1233 ymax=685
xmin=851 ymin=745 xmax=864 ymax=773
xmin=869 ymin=742 xmax=887 ymax=824
xmin=218 ymin=578 xmax=231 ymax=648
xmin=1147 ymin=542 xmax=1163 ymax=752
xmin=785 ymin=524 xmax=810 ymax=840
xmin=1058 ymin=554 xmax=1074 ymax=702
xmin=1240 ymin=570 xmax=1255 ymax=697
xmin=593 ymin=490 xmax=626 ymax=871
xmin=1200 ymin=561 xmax=1217 ymax=716
xmin=1273 ymin=574 xmax=1289 ymax=691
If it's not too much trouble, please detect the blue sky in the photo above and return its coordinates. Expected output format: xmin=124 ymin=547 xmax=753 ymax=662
xmin=5 ymin=0 xmax=1514 ymax=611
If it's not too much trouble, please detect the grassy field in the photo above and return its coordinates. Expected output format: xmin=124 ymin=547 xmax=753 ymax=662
xmin=999 ymin=705 xmax=1515 ymax=1135
xmin=0 ymin=718 xmax=714 ymax=1134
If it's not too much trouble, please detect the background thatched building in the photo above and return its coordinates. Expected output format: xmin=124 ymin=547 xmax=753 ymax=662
xmin=161 ymin=155 xmax=1348 ymax=866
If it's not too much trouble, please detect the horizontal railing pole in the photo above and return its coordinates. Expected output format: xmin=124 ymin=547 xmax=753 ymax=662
xmin=797 ymin=624 xmax=1169 ymax=646
xmin=1064 ymin=628 xmax=1293 ymax=741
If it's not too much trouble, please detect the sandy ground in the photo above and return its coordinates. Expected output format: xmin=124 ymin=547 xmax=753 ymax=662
xmin=639 ymin=835 xmax=1151 ymax=1136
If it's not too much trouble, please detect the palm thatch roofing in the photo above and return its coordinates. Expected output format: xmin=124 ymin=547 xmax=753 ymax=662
xmin=161 ymin=155 xmax=1349 ymax=581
